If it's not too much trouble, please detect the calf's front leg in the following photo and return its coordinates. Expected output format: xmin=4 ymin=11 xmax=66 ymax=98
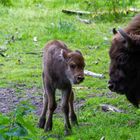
xmin=62 ymin=89 xmax=71 ymax=135
xmin=69 ymin=90 xmax=78 ymax=125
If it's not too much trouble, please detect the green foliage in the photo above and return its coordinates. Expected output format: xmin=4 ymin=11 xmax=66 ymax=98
xmin=105 ymin=0 xmax=136 ymax=16
xmin=13 ymin=0 xmax=43 ymax=7
xmin=0 ymin=102 xmax=37 ymax=140
xmin=80 ymin=0 xmax=138 ymax=20
xmin=0 ymin=0 xmax=12 ymax=6
xmin=0 ymin=0 xmax=45 ymax=7
xmin=0 ymin=0 xmax=140 ymax=140
xmin=58 ymin=19 xmax=76 ymax=33
xmin=81 ymin=0 xmax=137 ymax=12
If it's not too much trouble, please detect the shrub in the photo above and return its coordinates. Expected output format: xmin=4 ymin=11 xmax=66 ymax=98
xmin=80 ymin=0 xmax=137 ymax=19
xmin=0 ymin=0 xmax=12 ymax=6
xmin=0 ymin=101 xmax=37 ymax=140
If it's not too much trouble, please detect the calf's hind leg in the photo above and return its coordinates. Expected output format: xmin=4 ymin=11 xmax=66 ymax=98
xmin=38 ymin=72 xmax=48 ymax=128
xmin=39 ymin=93 xmax=48 ymax=128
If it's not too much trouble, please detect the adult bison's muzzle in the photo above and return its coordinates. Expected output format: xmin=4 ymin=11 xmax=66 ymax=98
xmin=108 ymin=80 xmax=118 ymax=92
xmin=109 ymin=14 xmax=140 ymax=107
xmin=108 ymin=80 xmax=126 ymax=94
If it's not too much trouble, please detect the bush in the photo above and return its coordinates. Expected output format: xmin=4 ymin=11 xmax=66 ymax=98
xmin=0 ymin=0 xmax=12 ymax=6
xmin=0 ymin=0 xmax=45 ymax=7
xmin=0 ymin=101 xmax=37 ymax=140
xmin=80 ymin=0 xmax=137 ymax=20
xmin=82 ymin=0 xmax=136 ymax=12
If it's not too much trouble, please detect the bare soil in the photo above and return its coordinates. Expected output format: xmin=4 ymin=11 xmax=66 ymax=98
xmin=0 ymin=87 xmax=85 ymax=115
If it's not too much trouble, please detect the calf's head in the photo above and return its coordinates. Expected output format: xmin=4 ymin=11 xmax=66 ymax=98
xmin=109 ymin=28 xmax=140 ymax=107
xmin=61 ymin=49 xmax=85 ymax=84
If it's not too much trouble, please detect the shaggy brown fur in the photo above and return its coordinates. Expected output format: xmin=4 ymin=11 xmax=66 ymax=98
xmin=109 ymin=14 xmax=140 ymax=107
xmin=38 ymin=40 xmax=85 ymax=134
xmin=125 ymin=14 xmax=140 ymax=34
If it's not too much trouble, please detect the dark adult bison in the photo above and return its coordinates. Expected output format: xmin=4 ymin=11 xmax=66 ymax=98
xmin=108 ymin=14 xmax=140 ymax=107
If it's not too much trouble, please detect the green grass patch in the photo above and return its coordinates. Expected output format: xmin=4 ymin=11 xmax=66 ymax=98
xmin=0 ymin=0 xmax=140 ymax=140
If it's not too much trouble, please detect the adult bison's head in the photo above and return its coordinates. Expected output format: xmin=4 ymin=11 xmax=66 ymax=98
xmin=108 ymin=28 xmax=140 ymax=107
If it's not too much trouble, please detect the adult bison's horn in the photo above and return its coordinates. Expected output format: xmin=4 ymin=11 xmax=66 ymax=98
xmin=112 ymin=28 xmax=117 ymax=34
xmin=118 ymin=29 xmax=132 ymax=46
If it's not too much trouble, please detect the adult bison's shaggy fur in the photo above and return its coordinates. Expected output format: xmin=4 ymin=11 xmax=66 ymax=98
xmin=109 ymin=14 xmax=140 ymax=107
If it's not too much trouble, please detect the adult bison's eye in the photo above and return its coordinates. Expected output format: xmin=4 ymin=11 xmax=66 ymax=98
xmin=117 ymin=55 xmax=128 ymax=65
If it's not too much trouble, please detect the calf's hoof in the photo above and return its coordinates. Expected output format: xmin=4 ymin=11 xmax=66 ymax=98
xmin=44 ymin=122 xmax=52 ymax=132
xmin=44 ymin=126 xmax=52 ymax=132
xmin=38 ymin=117 xmax=46 ymax=128
xmin=64 ymin=129 xmax=72 ymax=136
xmin=71 ymin=119 xmax=78 ymax=126
xmin=71 ymin=114 xmax=78 ymax=126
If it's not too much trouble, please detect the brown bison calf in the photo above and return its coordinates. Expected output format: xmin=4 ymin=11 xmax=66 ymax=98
xmin=38 ymin=40 xmax=85 ymax=134
xmin=109 ymin=14 xmax=140 ymax=107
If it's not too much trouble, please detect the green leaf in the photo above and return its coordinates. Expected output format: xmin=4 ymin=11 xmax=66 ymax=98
xmin=16 ymin=116 xmax=36 ymax=135
xmin=0 ymin=134 xmax=6 ymax=140
xmin=5 ymin=123 xmax=28 ymax=137
xmin=0 ymin=125 xmax=6 ymax=130
xmin=0 ymin=115 xmax=9 ymax=125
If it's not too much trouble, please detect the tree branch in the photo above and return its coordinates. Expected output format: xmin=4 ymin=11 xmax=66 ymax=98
xmin=62 ymin=9 xmax=92 ymax=15
xmin=84 ymin=70 xmax=104 ymax=79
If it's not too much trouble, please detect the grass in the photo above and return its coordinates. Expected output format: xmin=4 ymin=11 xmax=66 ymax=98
xmin=0 ymin=0 xmax=140 ymax=139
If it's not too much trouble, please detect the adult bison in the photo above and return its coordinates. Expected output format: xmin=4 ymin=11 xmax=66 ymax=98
xmin=108 ymin=14 xmax=140 ymax=107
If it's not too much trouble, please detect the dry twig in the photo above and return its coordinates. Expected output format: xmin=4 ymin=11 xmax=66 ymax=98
xmin=84 ymin=70 xmax=104 ymax=79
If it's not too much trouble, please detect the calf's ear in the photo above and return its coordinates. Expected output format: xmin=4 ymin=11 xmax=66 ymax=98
xmin=60 ymin=49 xmax=68 ymax=60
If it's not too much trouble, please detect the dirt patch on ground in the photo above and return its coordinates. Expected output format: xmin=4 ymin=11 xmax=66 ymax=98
xmin=0 ymin=87 xmax=85 ymax=115
xmin=0 ymin=87 xmax=43 ymax=115
xmin=0 ymin=88 xmax=15 ymax=113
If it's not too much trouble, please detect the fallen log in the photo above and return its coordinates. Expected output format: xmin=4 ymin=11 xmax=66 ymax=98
xmin=84 ymin=70 xmax=104 ymax=79
xmin=62 ymin=9 xmax=92 ymax=15
xmin=62 ymin=8 xmax=140 ymax=17
xmin=25 ymin=52 xmax=41 ymax=55
xmin=127 ymin=7 xmax=140 ymax=13
xmin=100 ymin=136 xmax=105 ymax=140
xmin=76 ymin=16 xmax=92 ymax=24
xmin=100 ymin=104 xmax=125 ymax=113
xmin=0 ymin=52 xmax=5 ymax=57
xmin=0 ymin=46 xmax=7 ymax=57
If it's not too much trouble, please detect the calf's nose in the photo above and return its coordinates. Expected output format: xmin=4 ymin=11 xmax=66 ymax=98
xmin=77 ymin=76 xmax=85 ymax=82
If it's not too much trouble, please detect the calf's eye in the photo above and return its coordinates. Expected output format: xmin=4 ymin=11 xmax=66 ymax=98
xmin=70 ymin=64 xmax=76 ymax=69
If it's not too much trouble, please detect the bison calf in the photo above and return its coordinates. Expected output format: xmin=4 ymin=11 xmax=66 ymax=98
xmin=38 ymin=40 xmax=85 ymax=134
xmin=109 ymin=14 xmax=140 ymax=107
